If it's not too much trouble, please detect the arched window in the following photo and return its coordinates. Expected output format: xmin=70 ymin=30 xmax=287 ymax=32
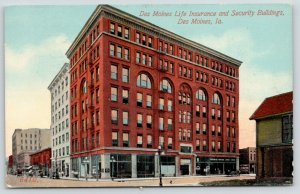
xmin=82 ymin=80 xmax=87 ymax=94
xmin=160 ymin=79 xmax=172 ymax=93
xmin=137 ymin=73 xmax=152 ymax=89
xmin=196 ymin=89 xmax=206 ymax=101
xmin=213 ymin=93 xmax=221 ymax=105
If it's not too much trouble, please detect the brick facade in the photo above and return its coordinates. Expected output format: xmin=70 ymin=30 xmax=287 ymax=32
xmin=67 ymin=5 xmax=241 ymax=178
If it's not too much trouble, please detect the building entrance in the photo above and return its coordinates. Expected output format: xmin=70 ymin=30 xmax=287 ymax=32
xmin=180 ymin=159 xmax=191 ymax=175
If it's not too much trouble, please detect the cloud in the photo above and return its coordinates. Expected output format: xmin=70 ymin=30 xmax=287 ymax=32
xmin=5 ymin=35 xmax=70 ymax=73
xmin=192 ymin=28 xmax=292 ymax=148
xmin=5 ymin=35 xmax=71 ymax=156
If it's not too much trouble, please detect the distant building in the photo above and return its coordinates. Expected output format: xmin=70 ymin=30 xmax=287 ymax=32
xmin=30 ymin=147 xmax=52 ymax=176
xmin=250 ymin=91 xmax=293 ymax=179
xmin=12 ymin=128 xmax=51 ymax=169
xmin=47 ymin=63 xmax=71 ymax=177
xmin=239 ymin=147 xmax=256 ymax=174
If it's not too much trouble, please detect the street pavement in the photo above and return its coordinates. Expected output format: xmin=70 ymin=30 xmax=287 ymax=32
xmin=6 ymin=174 xmax=255 ymax=188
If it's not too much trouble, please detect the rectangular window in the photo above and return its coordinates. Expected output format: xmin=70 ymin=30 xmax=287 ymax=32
xmin=117 ymin=26 xmax=122 ymax=37
xmin=148 ymin=56 xmax=152 ymax=67
xmin=124 ymin=27 xmax=129 ymax=39
xmin=122 ymin=89 xmax=129 ymax=104
xmin=168 ymin=100 xmax=173 ymax=111
xmin=227 ymin=142 xmax=230 ymax=152
xmin=218 ymin=126 xmax=222 ymax=136
xmin=170 ymin=45 xmax=173 ymax=54
xmin=137 ymin=135 xmax=143 ymax=147
xmin=137 ymin=93 xmax=143 ymax=107
xmin=112 ymin=132 xmax=118 ymax=146
xmin=148 ymin=37 xmax=153 ymax=47
xmin=212 ymin=141 xmax=216 ymax=152
xmin=168 ymin=137 xmax=172 ymax=149
xmin=282 ymin=115 xmax=293 ymax=143
xmin=136 ymin=32 xmax=140 ymax=43
xmin=202 ymin=106 xmax=207 ymax=117
xmin=146 ymin=95 xmax=152 ymax=108
xmin=122 ymin=67 xmax=129 ymax=83
xmin=218 ymin=141 xmax=222 ymax=152
xmin=202 ymin=123 xmax=207 ymax=135
xmin=196 ymin=139 xmax=200 ymax=151
xmin=142 ymin=54 xmax=146 ymax=65
xmin=111 ymin=109 xmax=118 ymax=124
xmin=212 ymin=125 xmax=216 ymax=136
xmin=159 ymin=98 xmax=164 ymax=110
xmin=136 ymin=52 xmax=141 ymax=63
xmin=110 ymin=23 xmax=115 ymax=34
xmin=159 ymin=136 xmax=164 ymax=147
xmin=147 ymin=115 xmax=152 ymax=128
xmin=196 ymin=105 xmax=200 ymax=117
xmin=147 ymin=135 xmax=152 ymax=148
xmin=142 ymin=34 xmax=146 ymax=45
xmin=196 ymin=123 xmax=200 ymax=134
xmin=137 ymin=113 xmax=143 ymax=128
xmin=123 ymin=133 xmax=129 ymax=147
xmin=124 ymin=48 xmax=129 ymax=60
xmin=111 ymin=65 xmax=118 ymax=80
xmin=168 ymin=118 xmax=173 ymax=130
xmin=217 ymin=109 xmax=221 ymax=120
xmin=123 ymin=111 xmax=129 ymax=126
xmin=111 ymin=87 xmax=118 ymax=102
xmin=159 ymin=117 xmax=164 ymax=130
xmin=212 ymin=108 xmax=215 ymax=119
xmin=117 ymin=46 xmax=122 ymax=58
xmin=110 ymin=44 xmax=115 ymax=56
xmin=202 ymin=140 xmax=207 ymax=151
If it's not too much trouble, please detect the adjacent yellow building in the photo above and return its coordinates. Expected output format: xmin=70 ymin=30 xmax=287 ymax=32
xmin=250 ymin=92 xmax=293 ymax=179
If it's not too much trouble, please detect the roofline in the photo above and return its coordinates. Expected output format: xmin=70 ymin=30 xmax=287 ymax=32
xmin=66 ymin=5 xmax=242 ymax=67
xmin=249 ymin=91 xmax=293 ymax=120
xmin=249 ymin=111 xmax=293 ymax=120
xmin=47 ymin=63 xmax=69 ymax=90
xmin=30 ymin=147 xmax=51 ymax=156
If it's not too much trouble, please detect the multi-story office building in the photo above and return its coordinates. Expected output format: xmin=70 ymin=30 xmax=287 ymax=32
xmin=66 ymin=5 xmax=241 ymax=179
xmin=12 ymin=128 xmax=50 ymax=169
xmin=48 ymin=63 xmax=71 ymax=177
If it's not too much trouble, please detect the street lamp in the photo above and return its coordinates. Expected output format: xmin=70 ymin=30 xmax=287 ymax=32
xmin=158 ymin=146 xmax=163 ymax=187
xmin=111 ymin=156 xmax=116 ymax=181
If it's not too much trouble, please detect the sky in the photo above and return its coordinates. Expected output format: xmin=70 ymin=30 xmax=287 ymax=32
xmin=4 ymin=4 xmax=292 ymax=157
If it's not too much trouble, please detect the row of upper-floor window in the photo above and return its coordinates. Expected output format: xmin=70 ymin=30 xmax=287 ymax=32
xmin=52 ymin=132 xmax=69 ymax=147
xmin=52 ymin=105 xmax=69 ymax=124
xmin=109 ymin=21 xmax=238 ymax=77
xmin=19 ymin=133 xmax=38 ymax=138
xmin=72 ymin=133 xmax=100 ymax=152
xmin=51 ymin=77 xmax=69 ymax=100
xmin=51 ymin=92 xmax=68 ymax=114
xmin=70 ymin=19 xmax=238 ymax=79
xmin=52 ymin=119 xmax=69 ymax=135
xmin=71 ymin=110 xmax=100 ymax=133
xmin=52 ymin=146 xmax=70 ymax=158
xmin=19 ymin=145 xmax=41 ymax=151
xmin=20 ymin=139 xmax=38 ymax=144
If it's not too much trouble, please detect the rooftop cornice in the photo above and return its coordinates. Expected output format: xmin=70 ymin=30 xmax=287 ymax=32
xmin=47 ymin=63 xmax=70 ymax=90
xmin=66 ymin=5 xmax=242 ymax=67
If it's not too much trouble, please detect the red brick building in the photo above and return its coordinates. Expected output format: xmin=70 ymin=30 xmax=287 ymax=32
xmin=30 ymin=147 xmax=51 ymax=175
xmin=66 ymin=5 xmax=241 ymax=179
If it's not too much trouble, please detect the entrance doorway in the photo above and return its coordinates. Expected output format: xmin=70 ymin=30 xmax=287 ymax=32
xmin=180 ymin=159 xmax=191 ymax=175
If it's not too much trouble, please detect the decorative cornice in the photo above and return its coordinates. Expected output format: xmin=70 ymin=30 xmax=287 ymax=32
xmin=66 ymin=5 xmax=242 ymax=67
xmin=47 ymin=63 xmax=70 ymax=91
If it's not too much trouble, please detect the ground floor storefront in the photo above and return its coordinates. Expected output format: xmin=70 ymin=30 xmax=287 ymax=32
xmin=70 ymin=153 xmax=239 ymax=179
xmin=51 ymin=157 xmax=71 ymax=177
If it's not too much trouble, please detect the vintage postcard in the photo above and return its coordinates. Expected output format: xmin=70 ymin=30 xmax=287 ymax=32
xmin=5 ymin=4 xmax=293 ymax=188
